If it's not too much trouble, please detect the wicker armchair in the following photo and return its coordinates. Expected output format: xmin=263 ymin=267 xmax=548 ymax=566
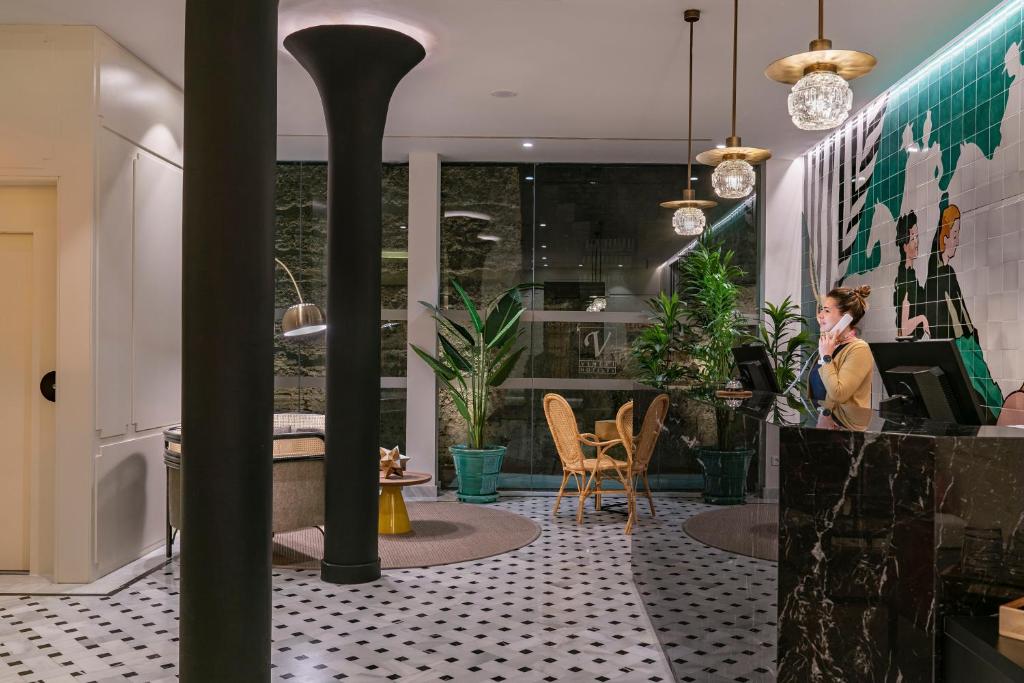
xmin=163 ymin=413 xmax=326 ymax=557
xmin=543 ymin=393 xmax=631 ymax=525
xmin=616 ymin=394 xmax=670 ymax=532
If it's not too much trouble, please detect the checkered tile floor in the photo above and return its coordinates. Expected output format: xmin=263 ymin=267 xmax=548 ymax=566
xmin=0 ymin=497 xmax=776 ymax=682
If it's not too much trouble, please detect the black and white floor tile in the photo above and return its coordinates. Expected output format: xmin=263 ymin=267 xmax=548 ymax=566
xmin=0 ymin=497 xmax=776 ymax=682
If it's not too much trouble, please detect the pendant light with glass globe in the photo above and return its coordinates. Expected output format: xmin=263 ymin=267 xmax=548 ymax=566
xmin=764 ymin=0 xmax=877 ymax=131
xmin=660 ymin=9 xmax=716 ymax=236
xmin=696 ymin=0 xmax=770 ymax=199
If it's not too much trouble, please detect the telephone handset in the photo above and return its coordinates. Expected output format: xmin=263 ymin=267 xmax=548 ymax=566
xmin=818 ymin=313 xmax=854 ymax=365
xmin=830 ymin=313 xmax=854 ymax=337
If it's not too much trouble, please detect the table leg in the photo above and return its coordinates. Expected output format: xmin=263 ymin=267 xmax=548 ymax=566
xmin=379 ymin=486 xmax=411 ymax=535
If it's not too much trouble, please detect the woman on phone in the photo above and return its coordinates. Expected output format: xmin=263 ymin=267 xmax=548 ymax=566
xmin=809 ymin=286 xmax=875 ymax=409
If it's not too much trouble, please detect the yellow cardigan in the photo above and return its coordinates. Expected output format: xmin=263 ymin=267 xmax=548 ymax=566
xmin=815 ymin=337 xmax=874 ymax=409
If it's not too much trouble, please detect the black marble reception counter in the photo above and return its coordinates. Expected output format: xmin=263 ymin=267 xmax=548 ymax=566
xmin=641 ymin=388 xmax=1024 ymax=683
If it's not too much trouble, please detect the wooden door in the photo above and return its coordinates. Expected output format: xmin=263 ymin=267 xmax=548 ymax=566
xmin=0 ymin=185 xmax=56 ymax=572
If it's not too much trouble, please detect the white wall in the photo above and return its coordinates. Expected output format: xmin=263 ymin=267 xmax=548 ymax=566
xmin=0 ymin=25 xmax=182 ymax=582
xmin=762 ymin=157 xmax=805 ymax=309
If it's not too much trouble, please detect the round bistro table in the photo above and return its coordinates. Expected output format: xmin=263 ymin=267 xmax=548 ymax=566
xmin=379 ymin=471 xmax=432 ymax=535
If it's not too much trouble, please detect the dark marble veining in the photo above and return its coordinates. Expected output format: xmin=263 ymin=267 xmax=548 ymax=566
xmin=640 ymin=389 xmax=1024 ymax=683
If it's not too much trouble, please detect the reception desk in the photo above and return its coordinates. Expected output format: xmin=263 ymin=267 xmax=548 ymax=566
xmin=643 ymin=389 xmax=1024 ymax=683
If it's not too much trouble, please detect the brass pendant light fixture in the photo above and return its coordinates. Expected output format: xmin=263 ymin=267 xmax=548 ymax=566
xmin=764 ymin=0 xmax=877 ymax=131
xmin=660 ymin=8 xmax=717 ymax=236
xmin=696 ymin=0 xmax=770 ymax=199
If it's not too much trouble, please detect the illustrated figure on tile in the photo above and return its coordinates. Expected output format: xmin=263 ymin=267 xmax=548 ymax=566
xmin=892 ymin=211 xmax=930 ymax=340
xmin=925 ymin=204 xmax=1004 ymax=417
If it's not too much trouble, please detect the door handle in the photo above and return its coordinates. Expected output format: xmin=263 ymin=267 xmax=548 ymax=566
xmin=39 ymin=371 xmax=56 ymax=402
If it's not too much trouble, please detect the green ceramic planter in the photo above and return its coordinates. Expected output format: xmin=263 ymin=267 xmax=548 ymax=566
xmin=450 ymin=444 xmax=506 ymax=503
xmin=696 ymin=447 xmax=754 ymax=505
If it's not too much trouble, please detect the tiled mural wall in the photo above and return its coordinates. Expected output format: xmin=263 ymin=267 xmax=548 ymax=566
xmin=803 ymin=1 xmax=1024 ymax=422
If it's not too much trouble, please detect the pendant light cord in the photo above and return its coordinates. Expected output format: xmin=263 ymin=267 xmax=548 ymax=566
xmin=731 ymin=0 xmax=738 ymax=138
xmin=818 ymin=0 xmax=824 ymax=40
xmin=686 ymin=16 xmax=694 ymax=190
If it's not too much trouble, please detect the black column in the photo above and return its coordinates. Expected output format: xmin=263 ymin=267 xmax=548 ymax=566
xmin=180 ymin=0 xmax=278 ymax=680
xmin=284 ymin=26 xmax=424 ymax=585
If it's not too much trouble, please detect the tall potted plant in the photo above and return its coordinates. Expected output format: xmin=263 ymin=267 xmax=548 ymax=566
xmin=757 ymin=296 xmax=812 ymax=390
xmin=410 ymin=279 xmax=533 ymax=503
xmin=631 ymin=291 xmax=685 ymax=389
xmin=676 ymin=238 xmax=751 ymax=505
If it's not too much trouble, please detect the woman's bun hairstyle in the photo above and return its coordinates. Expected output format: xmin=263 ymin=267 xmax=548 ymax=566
xmin=826 ymin=285 xmax=871 ymax=325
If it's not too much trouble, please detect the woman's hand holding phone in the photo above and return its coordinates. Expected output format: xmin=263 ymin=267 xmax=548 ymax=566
xmin=819 ymin=313 xmax=854 ymax=359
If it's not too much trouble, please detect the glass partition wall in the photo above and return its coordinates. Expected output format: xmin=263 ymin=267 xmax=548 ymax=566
xmin=438 ymin=163 xmax=761 ymax=491
xmin=273 ymin=160 xmax=761 ymax=492
xmin=274 ymin=162 xmax=409 ymax=451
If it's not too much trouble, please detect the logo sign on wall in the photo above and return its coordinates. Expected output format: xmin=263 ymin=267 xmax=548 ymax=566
xmin=577 ymin=324 xmax=622 ymax=376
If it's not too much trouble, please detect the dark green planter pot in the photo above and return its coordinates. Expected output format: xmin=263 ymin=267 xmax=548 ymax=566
xmin=450 ymin=445 xmax=506 ymax=503
xmin=696 ymin=447 xmax=754 ymax=505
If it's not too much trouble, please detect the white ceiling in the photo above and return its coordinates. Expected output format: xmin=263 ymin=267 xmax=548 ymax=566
xmin=0 ymin=0 xmax=1002 ymax=162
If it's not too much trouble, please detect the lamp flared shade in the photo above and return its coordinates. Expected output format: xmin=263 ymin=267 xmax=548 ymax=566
xmin=282 ymin=302 xmax=326 ymax=337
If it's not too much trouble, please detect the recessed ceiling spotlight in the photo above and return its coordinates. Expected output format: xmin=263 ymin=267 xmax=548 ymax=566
xmin=399 ymin=225 xmax=407 ymax=230
xmin=618 ymin=264 xmax=623 ymax=267
xmin=541 ymin=255 xmax=547 ymax=260
xmin=525 ymin=176 xmax=535 ymax=181
xmin=478 ymin=233 xmax=502 ymax=242
xmin=716 ymin=144 xmax=726 ymax=149
xmin=578 ymin=263 xmax=584 ymax=267
xmin=539 ymin=223 xmax=547 ymax=227
xmin=491 ymin=90 xmax=518 ymax=98
xmin=540 ymin=244 xmax=547 ymax=248
xmin=690 ymin=176 xmax=698 ymax=181
xmin=522 ymin=141 xmax=534 ymax=148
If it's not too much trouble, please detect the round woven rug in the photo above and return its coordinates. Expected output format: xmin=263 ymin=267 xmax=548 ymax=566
xmin=272 ymin=502 xmax=541 ymax=570
xmin=683 ymin=503 xmax=778 ymax=562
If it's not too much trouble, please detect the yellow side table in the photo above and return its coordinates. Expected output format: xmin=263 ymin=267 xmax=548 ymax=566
xmin=378 ymin=471 xmax=432 ymax=535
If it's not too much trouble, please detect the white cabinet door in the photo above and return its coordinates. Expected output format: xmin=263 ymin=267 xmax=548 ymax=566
xmin=131 ymin=152 xmax=182 ymax=431
xmin=95 ymin=129 xmax=135 ymax=437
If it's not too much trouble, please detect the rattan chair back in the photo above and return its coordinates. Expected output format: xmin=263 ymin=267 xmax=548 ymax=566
xmin=543 ymin=393 xmax=586 ymax=470
xmin=633 ymin=394 xmax=669 ymax=470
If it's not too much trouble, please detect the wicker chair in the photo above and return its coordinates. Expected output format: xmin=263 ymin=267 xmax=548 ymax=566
xmin=543 ymin=393 xmax=630 ymax=525
xmin=163 ymin=413 xmax=326 ymax=557
xmin=616 ymin=394 xmax=670 ymax=532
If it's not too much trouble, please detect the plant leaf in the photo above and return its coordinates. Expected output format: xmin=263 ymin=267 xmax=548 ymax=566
xmin=410 ymin=344 xmax=457 ymax=381
xmin=450 ymin=279 xmax=483 ymax=333
xmin=488 ymin=346 xmax=525 ymax=387
xmin=439 ymin=335 xmax=473 ymax=372
xmin=486 ymin=307 xmax=525 ymax=349
xmin=418 ymin=301 xmax=475 ymax=346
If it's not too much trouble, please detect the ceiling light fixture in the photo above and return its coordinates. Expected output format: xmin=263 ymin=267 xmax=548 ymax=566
xmin=522 ymin=141 xmax=534 ymax=148
xmin=659 ymin=9 xmax=717 ymax=236
xmin=765 ymin=0 xmax=876 ymax=130
xmin=697 ymin=0 xmax=771 ymax=199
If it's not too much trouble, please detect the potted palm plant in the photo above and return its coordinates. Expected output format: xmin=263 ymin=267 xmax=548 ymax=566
xmin=410 ymin=279 xmax=534 ymax=503
xmin=757 ymin=296 xmax=812 ymax=390
xmin=676 ymin=238 xmax=751 ymax=505
xmin=631 ymin=291 xmax=685 ymax=389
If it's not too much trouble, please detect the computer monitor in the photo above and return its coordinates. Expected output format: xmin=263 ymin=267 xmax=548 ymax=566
xmin=870 ymin=340 xmax=990 ymax=425
xmin=732 ymin=343 xmax=781 ymax=393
